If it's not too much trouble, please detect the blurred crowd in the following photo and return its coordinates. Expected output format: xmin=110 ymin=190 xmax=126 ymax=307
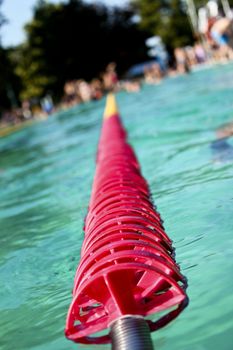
xmin=0 ymin=62 xmax=141 ymax=127
xmin=61 ymin=62 xmax=141 ymax=109
xmin=1 ymin=8 xmax=233 ymax=130
xmin=172 ymin=11 xmax=233 ymax=75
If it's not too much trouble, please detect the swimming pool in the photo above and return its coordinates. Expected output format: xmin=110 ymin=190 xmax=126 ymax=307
xmin=0 ymin=63 xmax=233 ymax=350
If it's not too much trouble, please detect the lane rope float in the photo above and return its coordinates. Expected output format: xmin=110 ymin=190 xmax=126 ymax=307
xmin=65 ymin=94 xmax=188 ymax=347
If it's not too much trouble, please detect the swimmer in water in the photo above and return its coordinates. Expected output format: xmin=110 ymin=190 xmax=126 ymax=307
xmin=211 ymin=122 xmax=233 ymax=162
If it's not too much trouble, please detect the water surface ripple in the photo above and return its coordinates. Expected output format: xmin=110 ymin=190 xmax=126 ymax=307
xmin=1 ymin=64 xmax=233 ymax=350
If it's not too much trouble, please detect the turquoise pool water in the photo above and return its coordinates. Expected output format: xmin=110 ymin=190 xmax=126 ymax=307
xmin=1 ymin=63 xmax=233 ymax=350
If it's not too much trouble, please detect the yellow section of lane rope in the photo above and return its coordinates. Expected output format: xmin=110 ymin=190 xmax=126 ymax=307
xmin=104 ymin=93 xmax=119 ymax=119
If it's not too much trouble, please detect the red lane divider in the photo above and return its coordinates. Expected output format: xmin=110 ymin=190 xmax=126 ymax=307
xmin=65 ymin=95 xmax=188 ymax=345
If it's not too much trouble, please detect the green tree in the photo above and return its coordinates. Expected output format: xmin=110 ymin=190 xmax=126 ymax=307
xmin=163 ymin=0 xmax=194 ymax=48
xmin=0 ymin=0 xmax=21 ymax=117
xmin=15 ymin=0 xmax=148 ymax=101
xmin=132 ymin=0 xmax=194 ymax=51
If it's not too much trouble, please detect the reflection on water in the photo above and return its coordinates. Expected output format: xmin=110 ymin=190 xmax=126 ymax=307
xmin=1 ymin=64 xmax=233 ymax=350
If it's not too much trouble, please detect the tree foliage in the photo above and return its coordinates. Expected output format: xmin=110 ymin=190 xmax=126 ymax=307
xmin=3 ymin=0 xmax=233 ymax=108
xmin=133 ymin=0 xmax=233 ymax=51
xmin=0 ymin=1 xmax=21 ymax=115
xmin=15 ymin=0 xmax=149 ymax=100
xmin=132 ymin=0 xmax=194 ymax=50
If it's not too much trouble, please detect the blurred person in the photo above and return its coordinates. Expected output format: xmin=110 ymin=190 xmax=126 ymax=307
xmin=1 ymin=109 xmax=21 ymax=125
xmin=174 ymin=48 xmax=190 ymax=74
xmin=167 ymin=67 xmax=178 ymax=77
xmin=22 ymin=100 xmax=32 ymax=120
xmin=103 ymin=62 xmax=118 ymax=92
xmin=41 ymin=94 xmax=54 ymax=115
xmin=194 ymin=42 xmax=207 ymax=64
xmin=64 ymin=81 xmax=77 ymax=103
xmin=205 ymin=14 xmax=220 ymax=60
xmin=121 ymin=80 xmax=141 ymax=93
xmin=90 ymin=79 xmax=103 ymax=100
xmin=211 ymin=121 xmax=233 ymax=162
xmin=144 ymin=66 xmax=154 ymax=84
xmin=151 ymin=63 xmax=163 ymax=81
xmin=63 ymin=80 xmax=82 ymax=107
xmin=144 ymin=63 xmax=162 ymax=84
xmin=216 ymin=121 xmax=233 ymax=139
xmin=210 ymin=17 xmax=233 ymax=59
xmin=185 ymin=46 xmax=197 ymax=66
xmin=78 ymin=80 xmax=92 ymax=103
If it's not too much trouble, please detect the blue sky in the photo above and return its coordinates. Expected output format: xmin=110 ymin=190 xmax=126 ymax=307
xmin=1 ymin=0 xmax=128 ymax=48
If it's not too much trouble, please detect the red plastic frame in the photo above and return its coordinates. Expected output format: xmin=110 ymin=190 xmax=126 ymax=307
xmin=65 ymin=113 xmax=188 ymax=344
